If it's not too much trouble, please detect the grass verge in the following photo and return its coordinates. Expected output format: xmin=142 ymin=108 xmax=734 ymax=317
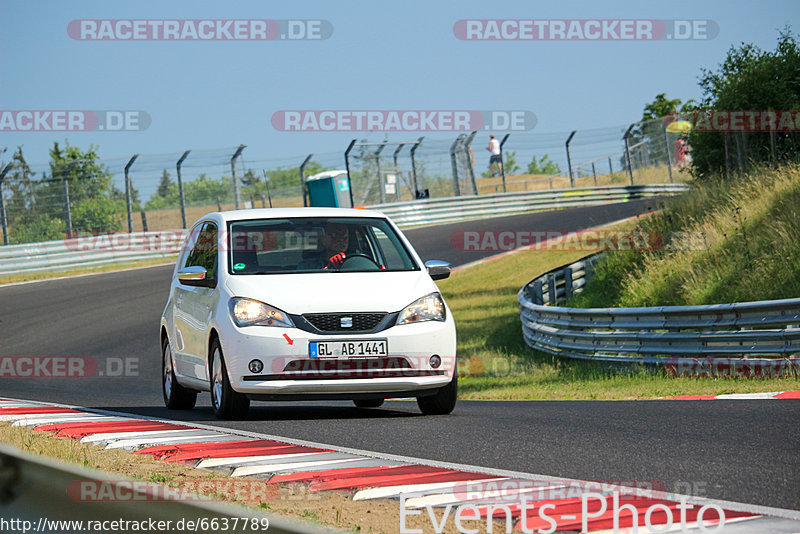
xmin=436 ymin=217 xmax=800 ymax=400
xmin=0 ymin=421 xmax=506 ymax=534
xmin=570 ymin=163 xmax=800 ymax=307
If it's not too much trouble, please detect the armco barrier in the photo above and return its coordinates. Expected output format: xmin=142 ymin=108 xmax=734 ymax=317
xmin=0 ymin=183 xmax=687 ymax=277
xmin=0 ymin=230 xmax=187 ymax=276
xmin=370 ymin=183 xmax=688 ymax=227
xmin=0 ymin=443 xmax=332 ymax=534
xmin=518 ymin=253 xmax=800 ymax=368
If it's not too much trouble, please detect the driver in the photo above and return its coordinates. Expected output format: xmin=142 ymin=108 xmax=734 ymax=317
xmin=319 ymin=223 xmax=349 ymax=269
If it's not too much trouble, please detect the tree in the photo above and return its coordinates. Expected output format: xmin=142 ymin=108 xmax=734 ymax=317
xmin=642 ymin=93 xmax=683 ymax=121
xmin=628 ymin=94 xmax=697 ymax=170
xmin=6 ymin=142 xmax=123 ymax=241
xmin=690 ymin=27 xmax=800 ymax=177
xmin=47 ymin=142 xmax=124 ymax=234
xmin=184 ymin=174 xmax=232 ymax=206
xmin=527 ymin=154 xmax=562 ymax=175
xmin=157 ymin=169 xmax=176 ymax=199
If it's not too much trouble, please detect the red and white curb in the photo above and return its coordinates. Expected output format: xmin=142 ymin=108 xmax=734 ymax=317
xmin=2 ymin=398 xmax=800 ymax=532
xmin=664 ymin=390 xmax=800 ymax=400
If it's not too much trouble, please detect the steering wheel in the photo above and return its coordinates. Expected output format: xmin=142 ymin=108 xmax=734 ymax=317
xmin=339 ymin=253 xmax=381 ymax=271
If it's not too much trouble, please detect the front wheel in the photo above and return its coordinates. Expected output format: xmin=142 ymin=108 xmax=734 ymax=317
xmin=417 ymin=375 xmax=457 ymax=415
xmin=209 ymin=338 xmax=250 ymax=419
xmin=162 ymin=337 xmax=197 ymax=410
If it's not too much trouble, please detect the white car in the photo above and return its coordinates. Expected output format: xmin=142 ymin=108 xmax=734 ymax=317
xmin=160 ymin=208 xmax=457 ymax=419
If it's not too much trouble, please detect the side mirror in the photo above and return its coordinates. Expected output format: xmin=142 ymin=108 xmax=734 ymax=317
xmin=177 ymin=266 xmax=215 ymax=287
xmin=425 ymin=260 xmax=451 ymax=280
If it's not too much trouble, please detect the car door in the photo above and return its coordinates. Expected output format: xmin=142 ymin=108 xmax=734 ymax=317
xmin=173 ymin=221 xmax=218 ymax=381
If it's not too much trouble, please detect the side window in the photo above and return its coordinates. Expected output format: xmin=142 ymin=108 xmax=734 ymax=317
xmin=183 ymin=222 xmax=218 ymax=279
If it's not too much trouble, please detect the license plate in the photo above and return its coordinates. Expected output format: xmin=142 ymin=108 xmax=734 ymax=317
xmin=309 ymin=339 xmax=388 ymax=358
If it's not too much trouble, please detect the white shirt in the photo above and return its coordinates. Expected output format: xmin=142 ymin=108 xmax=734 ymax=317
xmin=489 ymin=138 xmax=500 ymax=155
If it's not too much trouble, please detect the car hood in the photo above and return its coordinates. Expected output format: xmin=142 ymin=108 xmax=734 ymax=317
xmin=224 ymin=271 xmax=439 ymax=314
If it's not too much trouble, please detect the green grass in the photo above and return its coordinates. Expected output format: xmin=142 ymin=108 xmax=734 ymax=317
xmin=570 ymin=163 xmax=800 ymax=307
xmin=439 ymin=214 xmax=800 ymax=400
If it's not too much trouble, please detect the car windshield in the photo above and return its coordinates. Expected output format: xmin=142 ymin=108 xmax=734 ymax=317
xmin=227 ymin=217 xmax=419 ymax=274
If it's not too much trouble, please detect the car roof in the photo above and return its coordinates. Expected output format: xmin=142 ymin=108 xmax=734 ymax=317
xmin=208 ymin=207 xmax=389 ymax=224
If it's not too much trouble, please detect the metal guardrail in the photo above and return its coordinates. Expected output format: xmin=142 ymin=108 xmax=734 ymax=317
xmin=0 ymin=230 xmax=186 ymax=276
xmin=0 ymin=443 xmax=333 ymax=534
xmin=518 ymin=253 xmax=800 ymax=366
xmin=0 ymin=184 xmax=687 ymax=278
xmin=370 ymin=183 xmax=688 ymax=227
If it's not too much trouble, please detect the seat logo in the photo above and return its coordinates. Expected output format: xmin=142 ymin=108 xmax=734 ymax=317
xmin=340 ymin=317 xmax=353 ymax=328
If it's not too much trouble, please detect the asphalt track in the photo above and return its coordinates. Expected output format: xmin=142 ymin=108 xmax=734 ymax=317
xmin=2 ymin=199 xmax=798 ymax=510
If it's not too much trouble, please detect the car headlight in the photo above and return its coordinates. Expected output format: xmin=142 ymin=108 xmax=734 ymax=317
xmin=396 ymin=292 xmax=446 ymax=325
xmin=228 ymin=298 xmax=294 ymax=328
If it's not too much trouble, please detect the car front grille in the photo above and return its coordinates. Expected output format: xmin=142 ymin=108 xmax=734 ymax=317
xmin=241 ymin=356 xmax=447 ymax=381
xmin=303 ymin=312 xmax=387 ymax=333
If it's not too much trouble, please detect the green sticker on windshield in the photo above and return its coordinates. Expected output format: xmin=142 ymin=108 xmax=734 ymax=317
xmin=233 ymin=263 xmax=246 ymax=270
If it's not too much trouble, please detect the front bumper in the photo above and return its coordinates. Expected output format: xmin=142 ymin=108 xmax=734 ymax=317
xmin=218 ymin=316 xmax=457 ymax=396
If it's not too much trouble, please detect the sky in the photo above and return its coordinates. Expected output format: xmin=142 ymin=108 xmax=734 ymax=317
xmin=1 ymin=0 xmax=798 ymax=193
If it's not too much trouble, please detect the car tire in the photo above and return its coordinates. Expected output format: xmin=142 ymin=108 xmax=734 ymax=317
xmin=353 ymin=399 xmax=384 ymax=408
xmin=417 ymin=374 xmax=457 ymax=415
xmin=162 ymin=336 xmax=197 ymax=410
xmin=209 ymin=338 xmax=250 ymax=420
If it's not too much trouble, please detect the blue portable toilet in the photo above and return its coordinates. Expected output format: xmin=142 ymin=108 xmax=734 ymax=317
xmin=306 ymin=170 xmax=353 ymax=208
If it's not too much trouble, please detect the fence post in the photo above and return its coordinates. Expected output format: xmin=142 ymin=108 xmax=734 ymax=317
xmin=176 ymin=150 xmax=190 ymax=229
xmin=623 ymin=124 xmax=635 ymax=185
xmin=584 ymin=257 xmax=595 ymax=281
xmin=499 ymin=134 xmax=510 ymax=193
xmin=140 ymin=210 xmax=148 ymax=232
xmin=464 ymin=131 xmax=478 ymax=195
xmin=564 ymin=267 xmax=573 ymax=299
xmin=124 ymin=155 xmax=138 ymax=233
xmin=375 ymin=145 xmax=386 ymax=204
xmin=592 ymin=162 xmax=597 ymax=186
xmin=734 ymin=133 xmax=744 ymax=176
xmin=608 ymin=157 xmax=614 ymax=179
xmin=61 ymin=161 xmax=79 ymax=237
xmin=565 ymin=131 xmax=576 ymax=188
xmin=547 ymin=273 xmax=557 ymax=304
xmin=392 ymin=144 xmax=405 ymax=200
xmin=449 ymin=136 xmax=461 ymax=196
xmin=343 ymin=139 xmax=357 ymax=207
xmin=741 ymin=132 xmax=749 ymax=171
xmin=230 ymin=145 xmax=246 ymax=210
xmin=663 ymin=123 xmax=673 ymax=182
xmin=531 ymin=280 xmax=543 ymax=305
xmin=769 ymin=127 xmax=777 ymax=166
xmin=410 ymin=136 xmax=423 ymax=197
xmin=724 ymin=132 xmax=732 ymax=179
xmin=0 ymin=162 xmax=12 ymax=245
xmin=299 ymin=153 xmax=313 ymax=207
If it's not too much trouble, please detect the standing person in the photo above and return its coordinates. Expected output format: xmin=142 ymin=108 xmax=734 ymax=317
xmin=487 ymin=134 xmax=502 ymax=176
